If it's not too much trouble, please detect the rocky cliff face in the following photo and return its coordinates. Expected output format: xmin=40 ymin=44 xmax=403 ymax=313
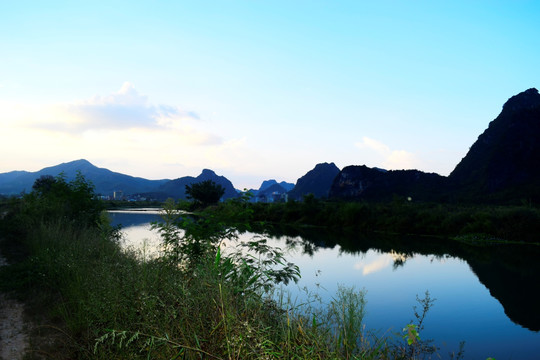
xmin=449 ymin=88 xmax=540 ymax=203
xmin=288 ymin=163 xmax=340 ymax=200
xmin=329 ymin=88 xmax=540 ymax=204
xmin=329 ymin=165 xmax=446 ymax=201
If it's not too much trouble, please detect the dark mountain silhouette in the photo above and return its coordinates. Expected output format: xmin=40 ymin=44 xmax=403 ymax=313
xmin=329 ymin=165 xmax=446 ymax=201
xmin=329 ymin=88 xmax=540 ymax=203
xmin=259 ymin=180 xmax=279 ymax=193
xmin=0 ymin=159 xmax=169 ymax=196
xmin=243 ymin=182 xmax=290 ymax=203
xmin=2 ymin=88 xmax=537 ymax=204
xmin=246 ymin=180 xmax=295 ymax=198
xmin=258 ymin=179 xmax=295 ymax=193
xmin=0 ymin=171 xmax=32 ymax=194
xmin=0 ymin=160 xmax=239 ymax=202
xmin=466 ymin=246 xmax=540 ymax=332
xmin=449 ymin=88 xmax=540 ymax=203
xmin=288 ymin=162 xmax=340 ymax=200
xmin=258 ymin=183 xmax=288 ymax=196
xmin=280 ymin=182 xmax=295 ymax=192
xmin=155 ymin=169 xmax=238 ymax=201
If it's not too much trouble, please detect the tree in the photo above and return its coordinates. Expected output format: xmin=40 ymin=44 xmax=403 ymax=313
xmin=185 ymin=180 xmax=225 ymax=207
xmin=32 ymin=175 xmax=57 ymax=195
xmin=29 ymin=172 xmax=103 ymax=225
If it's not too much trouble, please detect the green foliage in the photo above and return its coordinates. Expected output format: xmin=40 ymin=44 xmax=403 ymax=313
xmin=403 ymin=324 xmax=420 ymax=346
xmin=1 ymin=190 xmax=472 ymax=359
xmin=20 ymin=172 xmax=104 ymax=227
xmin=32 ymin=174 xmax=57 ymax=194
xmin=185 ymin=179 xmax=225 ymax=207
xmin=220 ymin=238 xmax=301 ymax=294
xmin=152 ymin=197 xmax=300 ymax=288
xmin=327 ymin=285 xmax=367 ymax=357
xmin=239 ymin=200 xmax=540 ymax=243
xmin=400 ymin=291 xmax=438 ymax=359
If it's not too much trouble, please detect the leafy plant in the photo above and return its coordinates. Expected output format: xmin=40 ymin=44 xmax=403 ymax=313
xmin=403 ymin=324 xmax=420 ymax=345
xmin=400 ymin=291 xmax=438 ymax=359
xmin=185 ymin=180 xmax=225 ymax=207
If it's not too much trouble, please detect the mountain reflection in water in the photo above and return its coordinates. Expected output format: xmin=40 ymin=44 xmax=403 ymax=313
xmin=110 ymin=210 xmax=540 ymax=359
xmin=262 ymin=224 xmax=540 ymax=332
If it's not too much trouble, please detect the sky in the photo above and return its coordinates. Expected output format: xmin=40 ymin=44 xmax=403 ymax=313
xmin=1 ymin=1 xmax=539 ymax=189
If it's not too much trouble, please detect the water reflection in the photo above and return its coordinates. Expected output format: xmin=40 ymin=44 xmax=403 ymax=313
xmin=262 ymin=225 xmax=540 ymax=333
xmin=352 ymin=251 xmax=411 ymax=275
xmin=109 ymin=210 xmax=540 ymax=359
xmin=109 ymin=209 xmax=164 ymax=259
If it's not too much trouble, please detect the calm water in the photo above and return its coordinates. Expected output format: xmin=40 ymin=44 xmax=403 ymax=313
xmin=109 ymin=209 xmax=540 ymax=360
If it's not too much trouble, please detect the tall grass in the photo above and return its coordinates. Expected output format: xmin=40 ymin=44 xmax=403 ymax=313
xmin=0 ymin=209 xmax=450 ymax=359
xmin=0 ymin=184 xmax=461 ymax=359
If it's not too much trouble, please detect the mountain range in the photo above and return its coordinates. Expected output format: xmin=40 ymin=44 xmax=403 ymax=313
xmin=248 ymin=179 xmax=294 ymax=202
xmin=1 ymin=88 xmax=538 ymax=204
xmin=329 ymin=88 xmax=540 ymax=204
xmin=0 ymin=159 xmax=168 ymax=197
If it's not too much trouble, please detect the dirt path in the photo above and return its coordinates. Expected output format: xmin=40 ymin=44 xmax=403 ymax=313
xmin=0 ymin=254 xmax=28 ymax=360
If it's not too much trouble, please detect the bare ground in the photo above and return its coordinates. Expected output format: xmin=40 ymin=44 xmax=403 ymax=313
xmin=0 ymin=254 xmax=28 ymax=360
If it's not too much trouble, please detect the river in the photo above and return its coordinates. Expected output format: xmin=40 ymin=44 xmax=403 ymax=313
xmin=109 ymin=209 xmax=540 ymax=360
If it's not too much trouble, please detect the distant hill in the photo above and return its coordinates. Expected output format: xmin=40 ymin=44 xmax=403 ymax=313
xmin=0 ymin=171 xmax=32 ymax=194
xmin=258 ymin=179 xmax=295 ymax=193
xmin=242 ymin=179 xmax=295 ymax=202
xmin=0 ymin=159 xmax=169 ymax=196
xmin=449 ymin=88 xmax=540 ymax=203
xmin=258 ymin=183 xmax=288 ymax=196
xmin=3 ymin=88 xmax=537 ymax=205
xmin=329 ymin=165 xmax=446 ymax=202
xmin=0 ymin=160 xmax=239 ymax=202
xmin=288 ymin=163 xmax=340 ymax=200
xmin=155 ymin=169 xmax=238 ymax=201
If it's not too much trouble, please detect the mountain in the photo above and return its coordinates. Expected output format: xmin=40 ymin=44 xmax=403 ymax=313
xmin=449 ymin=88 xmax=540 ymax=203
xmin=0 ymin=159 xmax=169 ymax=196
xmin=288 ymin=163 xmax=340 ymax=200
xmin=329 ymin=88 xmax=540 ymax=203
xmin=258 ymin=179 xmax=295 ymax=193
xmin=156 ymin=169 xmax=238 ymax=201
xmin=259 ymin=180 xmax=278 ymax=193
xmin=258 ymin=183 xmax=288 ymax=196
xmin=0 ymin=171 xmax=32 ymax=194
xmin=257 ymin=183 xmax=288 ymax=200
xmin=329 ymin=165 xmax=446 ymax=201
xmin=0 ymin=160 xmax=238 ymax=202
xmin=279 ymin=181 xmax=295 ymax=192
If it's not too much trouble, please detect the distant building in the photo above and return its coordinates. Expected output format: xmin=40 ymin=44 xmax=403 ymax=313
xmin=113 ymin=190 xmax=124 ymax=200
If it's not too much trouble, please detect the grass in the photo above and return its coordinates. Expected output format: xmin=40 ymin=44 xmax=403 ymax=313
xmin=0 ymin=203 xmax=454 ymax=359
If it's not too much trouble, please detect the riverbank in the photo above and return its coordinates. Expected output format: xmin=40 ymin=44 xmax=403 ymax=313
xmin=0 ymin=195 xmax=463 ymax=359
xmin=203 ymin=199 xmax=540 ymax=244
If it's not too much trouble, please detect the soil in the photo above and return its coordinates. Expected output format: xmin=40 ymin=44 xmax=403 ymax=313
xmin=0 ymin=254 xmax=28 ymax=360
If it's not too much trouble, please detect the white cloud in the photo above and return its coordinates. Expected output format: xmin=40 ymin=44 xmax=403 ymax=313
xmin=354 ymin=136 xmax=422 ymax=170
xmin=354 ymin=255 xmax=391 ymax=275
xmin=64 ymin=82 xmax=200 ymax=131
xmin=0 ymin=84 xmax=275 ymax=187
xmin=8 ymin=82 xmax=223 ymax=147
xmin=355 ymin=137 xmax=391 ymax=154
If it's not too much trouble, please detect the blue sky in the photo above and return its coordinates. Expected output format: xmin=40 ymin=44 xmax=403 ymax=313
xmin=1 ymin=1 xmax=539 ymax=189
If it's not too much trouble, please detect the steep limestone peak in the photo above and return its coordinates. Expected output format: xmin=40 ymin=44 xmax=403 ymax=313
xmin=200 ymin=169 xmax=217 ymax=176
xmin=313 ymin=162 xmax=338 ymax=170
xmin=502 ymin=88 xmax=540 ymax=113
